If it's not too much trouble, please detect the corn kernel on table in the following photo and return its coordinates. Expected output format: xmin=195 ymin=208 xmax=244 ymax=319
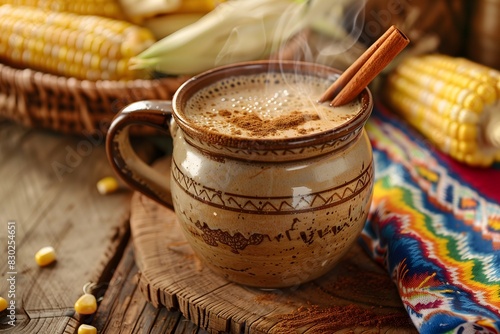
xmin=0 ymin=120 xmax=417 ymax=333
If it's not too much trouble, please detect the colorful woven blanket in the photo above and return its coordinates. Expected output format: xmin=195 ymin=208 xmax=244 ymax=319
xmin=362 ymin=103 xmax=500 ymax=334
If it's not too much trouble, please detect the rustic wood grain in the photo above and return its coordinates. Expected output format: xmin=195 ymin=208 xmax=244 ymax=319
xmin=129 ymin=158 xmax=418 ymax=334
xmin=0 ymin=122 xmax=153 ymax=333
xmin=0 ymin=315 xmax=79 ymax=333
xmin=91 ymin=241 xmax=208 ymax=334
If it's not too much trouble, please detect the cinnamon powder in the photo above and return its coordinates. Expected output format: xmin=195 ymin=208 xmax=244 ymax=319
xmin=218 ymin=109 xmax=319 ymax=137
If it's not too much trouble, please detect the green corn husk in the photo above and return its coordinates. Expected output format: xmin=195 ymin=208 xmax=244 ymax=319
xmin=130 ymin=0 xmax=325 ymax=76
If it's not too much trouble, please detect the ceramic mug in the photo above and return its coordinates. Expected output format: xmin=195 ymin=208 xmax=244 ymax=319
xmin=106 ymin=60 xmax=374 ymax=288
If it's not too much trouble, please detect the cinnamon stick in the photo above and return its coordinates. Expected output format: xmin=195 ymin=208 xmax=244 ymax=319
xmin=319 ymin=25 xmax=409 ymax=107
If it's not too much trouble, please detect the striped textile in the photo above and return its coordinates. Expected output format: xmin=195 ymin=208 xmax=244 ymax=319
xmin=362 ymin=104 xmax=500 ymax=334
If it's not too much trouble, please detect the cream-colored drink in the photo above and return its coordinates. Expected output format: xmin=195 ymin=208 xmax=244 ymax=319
xmin=185 ymin=72 xmax=362 ymax=139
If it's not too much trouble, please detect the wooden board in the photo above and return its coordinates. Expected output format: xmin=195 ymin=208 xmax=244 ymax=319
xmin=129 ymin=158 xmax=418 ymax=334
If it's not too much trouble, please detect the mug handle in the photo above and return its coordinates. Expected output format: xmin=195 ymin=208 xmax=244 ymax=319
xmin=106 ymin=100 xmax=174 ymax=208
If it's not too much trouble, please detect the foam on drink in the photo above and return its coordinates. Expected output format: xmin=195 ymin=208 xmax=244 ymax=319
xmin=185 ymin=71 xmax=362 ymax=139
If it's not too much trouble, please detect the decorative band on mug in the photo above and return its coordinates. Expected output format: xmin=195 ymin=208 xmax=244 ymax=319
xmin=171 ymin=159 xmax=373 ymax=214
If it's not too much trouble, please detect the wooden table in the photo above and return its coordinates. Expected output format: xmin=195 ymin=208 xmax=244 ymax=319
xmin=0 ymin=121 xmax=417 ymax=333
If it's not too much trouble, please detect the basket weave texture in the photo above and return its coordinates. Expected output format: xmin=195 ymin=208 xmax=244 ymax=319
xmin=0 ymin=62 xmax=189 ymax=135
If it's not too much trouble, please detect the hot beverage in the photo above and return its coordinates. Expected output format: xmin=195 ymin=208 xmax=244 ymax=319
xmin=106 ymin=61 xmax=374 ymax=288
xmin=185 ymin=72 xmax=362 ymax=139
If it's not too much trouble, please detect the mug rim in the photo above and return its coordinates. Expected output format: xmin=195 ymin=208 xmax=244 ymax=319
xmin=172 ymin=60 xmax=373 ymax=150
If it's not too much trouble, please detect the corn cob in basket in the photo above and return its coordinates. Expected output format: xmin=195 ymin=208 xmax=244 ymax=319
xmin=0 ymin=4 xmax=155 ymax=81
xmin=384 ymin=54 xmax=500 ymax=167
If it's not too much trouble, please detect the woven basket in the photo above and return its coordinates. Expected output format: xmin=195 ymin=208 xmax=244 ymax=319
xmin=0 ymin=62 xmax=189 ymax=136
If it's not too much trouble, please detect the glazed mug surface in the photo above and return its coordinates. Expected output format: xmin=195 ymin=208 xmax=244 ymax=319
xmin=106 ymin=60 xmax=374 ymax=288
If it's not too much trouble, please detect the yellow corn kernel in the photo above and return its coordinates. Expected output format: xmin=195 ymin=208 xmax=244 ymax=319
xmin=442 ymin=136 xmax=457 ymax=155
xmin=457 ymin=124 xmax=477 ymax=141
xmin=445 ymin=121 xmax=463 ymax=139
xmin=96 ymin=176 xmax=119 ymax=195
xmin=474 ymin=83 xmax=497 ymax=106
xmin=74 ymin=294 xmax=97 ymax=315
xmin=0 ymin=4 xmax=155 ymax=81
xmin=464 ymin=152 xmax=494 ymax=168
xmin=457 ymin=140 xmax=476 ymax=153
xmin=35 ymin=246 xmax=57 ymax=267
xmin=78 ymin=324 xmax=97 ymax=334
xmin=462 ymin=94 xmax=483 ymax=113
xmin=0 ymin=297 xmax=7 ymax=312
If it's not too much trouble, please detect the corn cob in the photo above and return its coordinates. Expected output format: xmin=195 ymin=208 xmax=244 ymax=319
xmin=384 ymin=54 xmax=500 ymax=167
xmin=0 ymin=0 xmax=126 ymax=20
xmin=0 ymin=5 xmax=155 ymax=81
